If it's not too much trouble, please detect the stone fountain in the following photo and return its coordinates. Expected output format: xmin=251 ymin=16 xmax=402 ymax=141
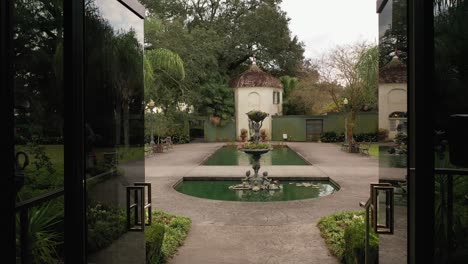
xmin=229 ymin=111 xmax=281 ymax=192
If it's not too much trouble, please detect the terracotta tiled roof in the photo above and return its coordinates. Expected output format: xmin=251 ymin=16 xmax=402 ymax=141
xmin=379 ymin=56 xmax=407 ymax=83
xmin=229 ymin=64 xmax=283 ymax=89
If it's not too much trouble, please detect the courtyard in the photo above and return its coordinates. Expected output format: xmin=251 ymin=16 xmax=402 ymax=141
xmin=145 ymin=142 xmax=406 ymax=264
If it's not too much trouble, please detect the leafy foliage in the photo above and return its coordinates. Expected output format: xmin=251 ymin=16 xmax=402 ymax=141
xmin=379 ymin=0 xmax=407 ymax=65
xmin=319 ymin=42 xmax=379 ymax=144
xmin=145 ymin=48 xmax=186 ymax=111
xmin=197 ymin=82 xmax=235 ymax=125
xmin=320 ymin=132 xmax=378 ymax=143
xmin=247 ymin=110 xmax=269 ymax=122
xmin=86 ymin=203 xmax=127 ymax=253
xmin=241 ymin=142 xmax=271 ymax=149
xmin=317 ymin=211 xmax=378 ymax=263
xmin=141 ymin=0 xmax=305 ymax=109
xmin=343 ymin=222 xmax=379 ymax=264
xmin=320 ymin=132 xmax=345 ymax=143
xmin=16 ymin=201 xmax=64 ymax=264
xmin=146 ymin=224 xmax=166 ymax=264
xmin=151 ymin=211 xmax=192 ymax=262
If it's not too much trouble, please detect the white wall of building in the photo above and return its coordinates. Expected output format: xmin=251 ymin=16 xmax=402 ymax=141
xmin=234 ymin=86 xmax=283 ymax=140
xmin=379 ymin=83 xmax=407 ymax=139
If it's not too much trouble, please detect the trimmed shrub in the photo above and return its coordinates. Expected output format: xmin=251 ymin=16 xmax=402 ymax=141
xmin=146 ymin=224 xmax=165 ymax=264
xmin=151 ymin=210 xmax=192 ymax=262
xmin=320 ymin=131 xmax=345 ymax=143
xmin=354 ymin=132 xmax=379 ymax=143
xmin=343 ymin=222 xmax=379 ymax=264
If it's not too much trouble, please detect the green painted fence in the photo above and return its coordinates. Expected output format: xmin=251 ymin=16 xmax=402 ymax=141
xmin=272 ymin=112 xmax=378 ymax=142
xmin=204 ymin=119 xmax=237 ymax=142
xmin=201 ymin=112 xmax=378 ymax=142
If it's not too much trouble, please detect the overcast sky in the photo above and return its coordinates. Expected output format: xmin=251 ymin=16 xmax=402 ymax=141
xmin=280 ymin=0 xmax=378 ymax=60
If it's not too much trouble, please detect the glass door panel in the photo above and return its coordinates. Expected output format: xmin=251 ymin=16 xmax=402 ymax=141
xmin=378 ymin=0 xmax=408 ymax=263
xmin=433 ymin=1 xmax=468 ymax=262
xmin=84 ymin=0 xmax=146 ymax=263
xmin=13 ymin=0 xmax=65 ymax=262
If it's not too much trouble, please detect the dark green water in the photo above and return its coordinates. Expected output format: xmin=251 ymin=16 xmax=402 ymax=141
xmin=175 ymin=180 xmax=337 ymax=202
xmin=379 ymin=146 xmax=407 ymax=168
xmin=203 ymin=147 xmax=310 ymax=166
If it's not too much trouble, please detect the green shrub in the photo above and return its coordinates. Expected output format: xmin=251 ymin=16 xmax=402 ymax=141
xmin=317 ymin=211 xmax=379 ymax=263
xmin=320 ymin=132 xmax=379 ymax=143
xmin=320 ymin=132 xmax=345 ymax=143
xmin=354 ymin=132 xmax=379 ymax=143
xmin=87 ymin=203 xmax=127 ymax=253
xmin=146 ymin=224 xmax=165 ymax=264
xmin=151 ymin=211 xmax=192 ymax=262
xmin=343 ymin=222 xmax=379 ymax=264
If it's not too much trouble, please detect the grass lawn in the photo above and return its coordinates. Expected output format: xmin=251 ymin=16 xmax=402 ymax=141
xmin=333 ymin=142 xmax=380 ymax=158
xmin=369 ymin=143 xmax=379 ymax=158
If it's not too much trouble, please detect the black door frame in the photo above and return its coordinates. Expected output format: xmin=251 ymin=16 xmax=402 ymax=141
xmin=408 ymin=0 xmax=435 ymax=263
xmin=2 ymin=0 xmax=437 ymax=263
xmin=63 ymin=0 xmax=86 ymax=262
xmin=1 ymin=0 xmax=16 ymax=262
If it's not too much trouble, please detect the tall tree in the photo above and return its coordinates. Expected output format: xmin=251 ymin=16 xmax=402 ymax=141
xmin=145 ymin=48 xmax=186 ymax=111
xmin=319 ymin=42 xmax=379 ymax=149
xmin=141 ymin=0 xmax=305 ymax=109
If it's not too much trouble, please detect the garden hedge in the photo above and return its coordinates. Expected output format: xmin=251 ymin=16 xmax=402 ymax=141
xmin=343 ymin=222 xmax=379 ymax=264
xmin=146 ymin=223 xmax=166 ymax=264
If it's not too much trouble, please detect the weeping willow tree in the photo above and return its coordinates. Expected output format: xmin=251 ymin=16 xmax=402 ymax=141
xmin=357 ymin=46 xmax=379 ymax=111
xmin=322 ymin=43 xmax=379 ymax=148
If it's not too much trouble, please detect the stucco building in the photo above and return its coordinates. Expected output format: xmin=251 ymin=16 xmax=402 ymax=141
xmin=378 ymin=53 xmax=408 ymax=139
xmin=229 ymin=62 xmax=283 ymax=140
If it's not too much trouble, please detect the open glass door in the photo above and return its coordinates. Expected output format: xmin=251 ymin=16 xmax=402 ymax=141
xmin=8 ymin=0 xmax=147 ymax=263
xmin=377 ymin=0 xmax=408 ymax=263
xmin=377 ymin=0 xmax=468 ymax=263
xmin=84 ymin=0 xmax=146 ymax=263
xmin=11 ymin=0 xmax=66 ymax=262
xmin=432 ymin=1 xmax=468 ymax=262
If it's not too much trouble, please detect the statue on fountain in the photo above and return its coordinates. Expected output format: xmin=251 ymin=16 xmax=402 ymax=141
xmin=229 ymin=110 xmax=282 ymax=192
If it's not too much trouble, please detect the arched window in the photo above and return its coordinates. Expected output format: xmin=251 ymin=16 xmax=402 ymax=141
xmin=248 ymin=92 xmax=260 ymax=109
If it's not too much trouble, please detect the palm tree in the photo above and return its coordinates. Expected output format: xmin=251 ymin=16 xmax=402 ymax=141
xmin=145 ymin=48 xmax=186 ymax=108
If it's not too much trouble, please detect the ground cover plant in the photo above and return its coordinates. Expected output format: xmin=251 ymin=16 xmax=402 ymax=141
xmin=149 ymin=210 xmax=192 ymax=263
xmin=86 ymin=203 xmax=127 ymax=253
xmin=317 ymin=211 xmax=379 ymax=263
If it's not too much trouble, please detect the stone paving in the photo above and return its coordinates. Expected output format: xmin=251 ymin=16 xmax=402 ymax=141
xmin=145 ymin=142 xmax=406 ymax=264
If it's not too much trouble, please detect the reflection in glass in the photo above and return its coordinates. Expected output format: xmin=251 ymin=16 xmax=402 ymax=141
xmin=14 ymin=0 xmax=65 ymax=197
xmin=13 ymin=0 xmax=65 ymax=262
xmin=377 ymin=1 xmax=408 ymax=262
xmin=433 ymin=1 xmax=468 ymax=262
xmin=84 ymin=0 xmax=145 ymax=262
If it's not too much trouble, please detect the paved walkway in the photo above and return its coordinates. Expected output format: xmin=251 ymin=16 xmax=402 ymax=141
xmin=145 ymin=142 xmax=405 ymax=264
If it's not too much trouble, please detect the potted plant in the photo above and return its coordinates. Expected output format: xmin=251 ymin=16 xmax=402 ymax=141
xmin=209 ymin=115 xmax=221 ymax=126
xmin=246 ymin=110 xmax=269 ymax=123
xmin=240 ymin=128 xmax=248 ymax=142
xmin=260 ymin=129 xmax=267 ymax=142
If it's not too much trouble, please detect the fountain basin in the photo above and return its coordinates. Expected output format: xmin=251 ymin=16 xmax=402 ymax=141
xmin=203 ymin=146 xmax=311 ymax=166
xmin=239 ymin=148 xmax=273 ymax=155
xmin=174 ymin=177 xmax=339 ymax=202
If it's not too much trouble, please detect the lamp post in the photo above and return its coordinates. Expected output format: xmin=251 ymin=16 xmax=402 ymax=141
xmin=148 ymin=99 xmax=156 ymax=145
xmin=343 ymin=98 xmax=349 ymax=144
